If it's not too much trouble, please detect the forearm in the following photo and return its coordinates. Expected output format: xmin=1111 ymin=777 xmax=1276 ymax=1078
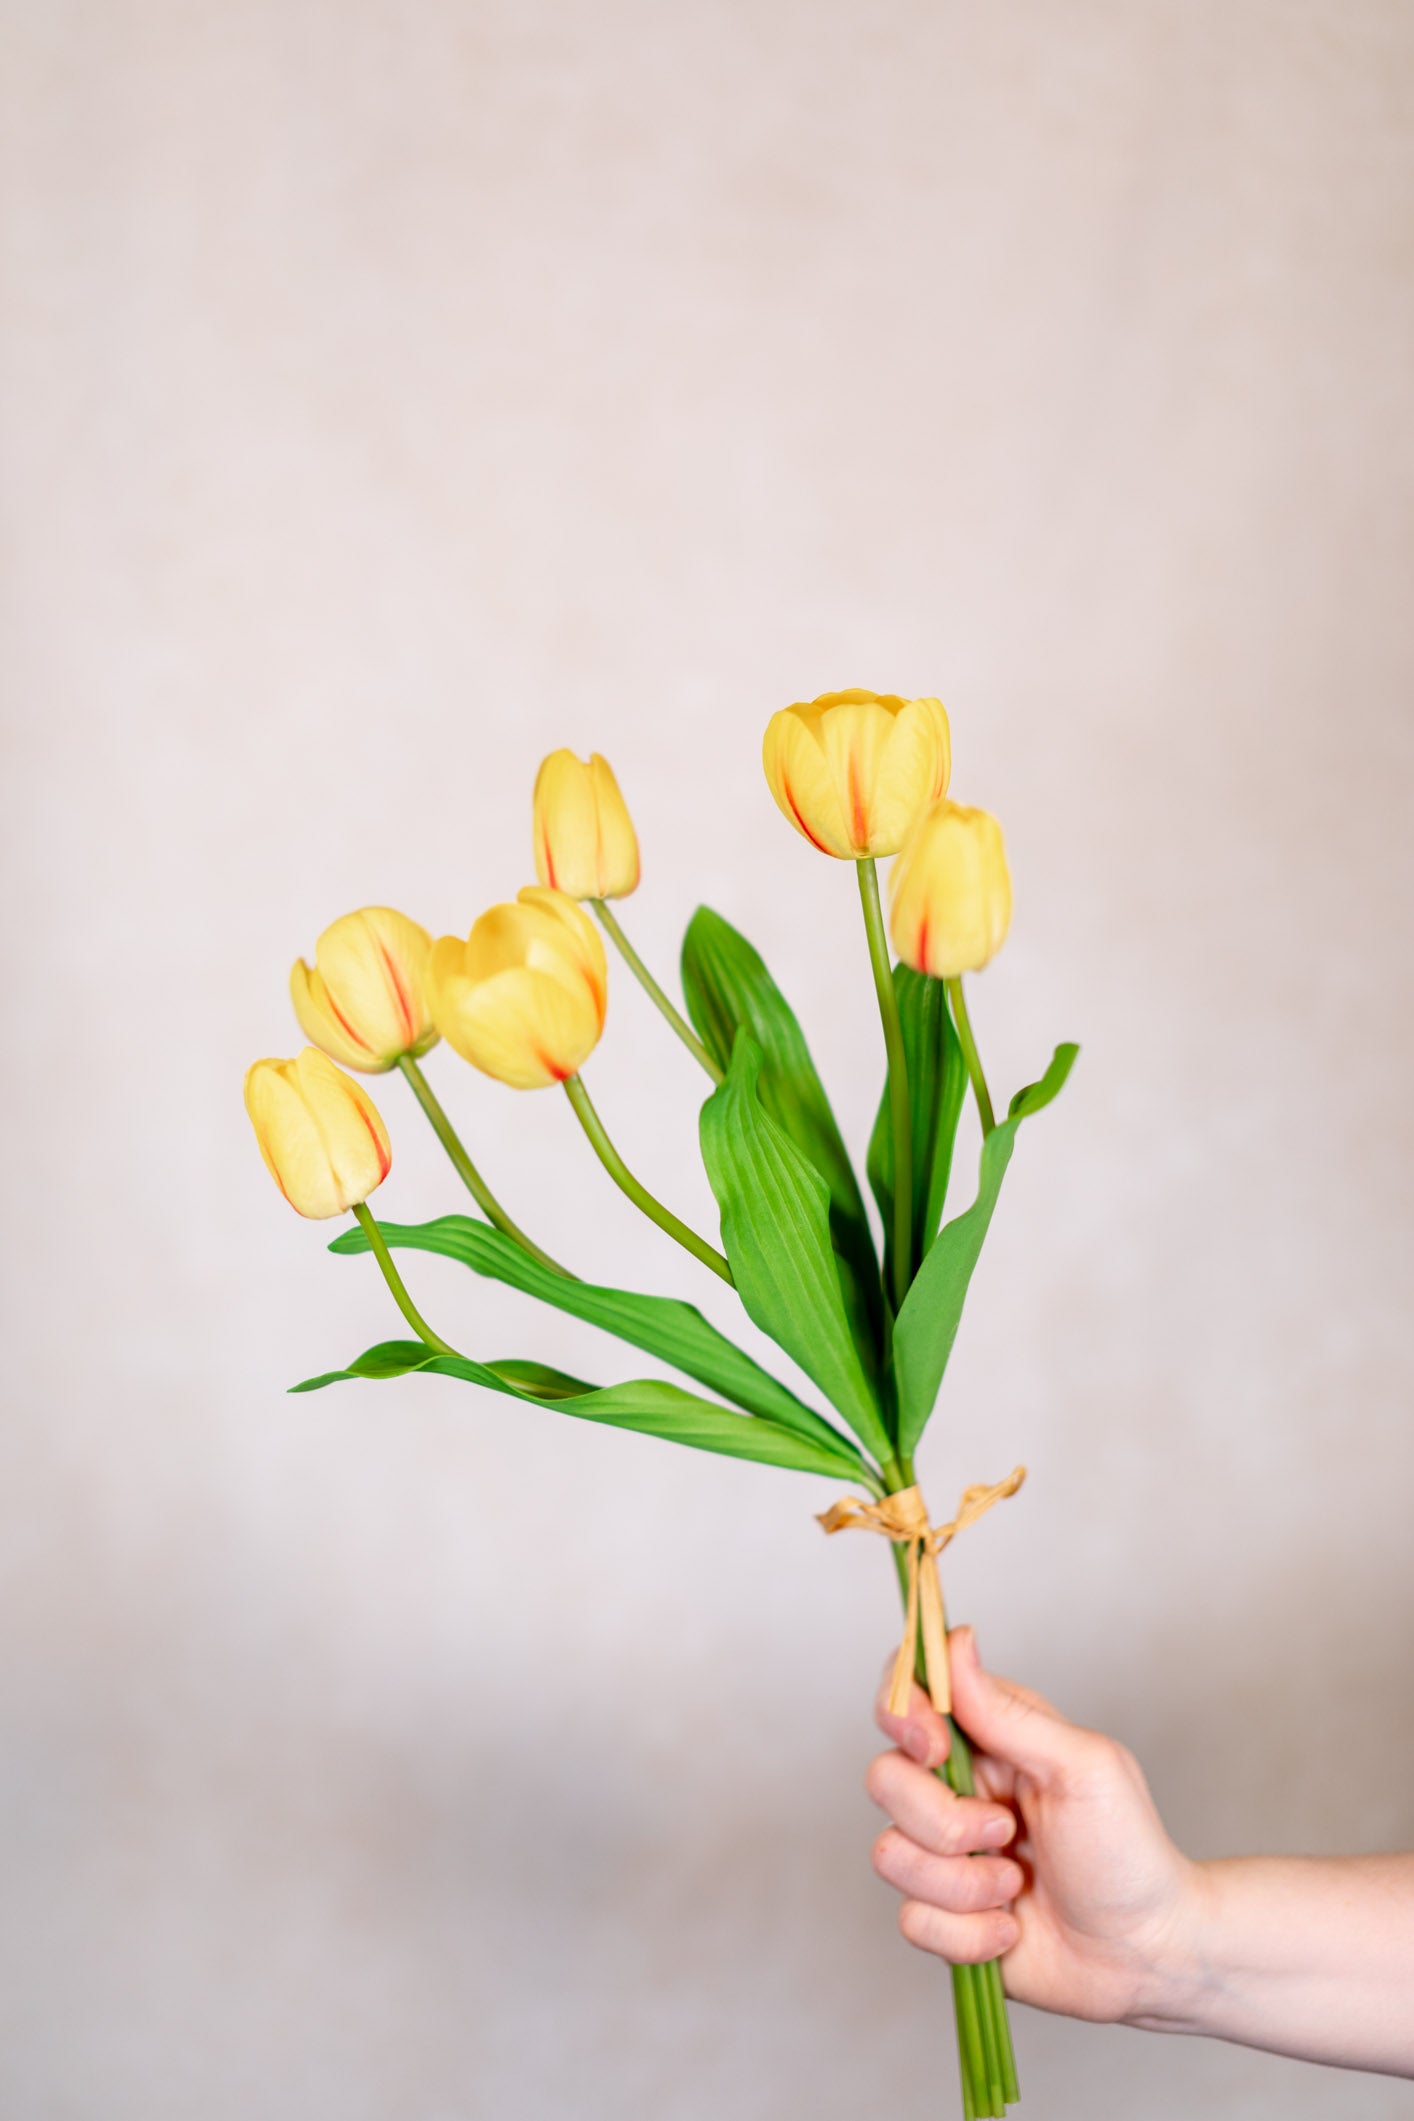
xmin=1133 ymin=1854 xmax=1414 ymax=2077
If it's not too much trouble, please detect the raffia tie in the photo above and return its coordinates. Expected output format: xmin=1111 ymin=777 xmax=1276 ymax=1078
xmin=817 ymin=1469 xmax=1026 ymax=1719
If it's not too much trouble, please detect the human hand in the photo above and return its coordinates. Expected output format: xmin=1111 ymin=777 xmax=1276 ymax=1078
xmin=865 ymin=1627 xmax=1204 ymax=2026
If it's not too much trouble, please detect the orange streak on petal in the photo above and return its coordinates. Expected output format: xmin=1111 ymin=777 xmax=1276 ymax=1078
xmin=780 ymin=773 xmax=830 ymax=854
xmin=324 ymin=989 xmax=374 ymax=1053
xmin=353 ymin=1097 xmax=392 ymax=1182
xmin=847 ymin=749 xmax=868 ymax=851
xmin=376 ymin=938 xmax=417 ymax=1046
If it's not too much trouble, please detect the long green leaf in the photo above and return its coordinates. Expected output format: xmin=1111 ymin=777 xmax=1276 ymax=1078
xmin=328 ymin=1214 xmax=863 ymax=1468
xmin=681 ymin=905 xmax=884 ymax=1368
xmin=866 ymin=965 xmax=968 ymax=1285
xmin=290 ymin=1339 xmax=872 ymax=1481
xmin=699 ymin=1033 xmax=893 ymax=1467
xmin=892 ymin=1044 xmax=1079 ymax=1459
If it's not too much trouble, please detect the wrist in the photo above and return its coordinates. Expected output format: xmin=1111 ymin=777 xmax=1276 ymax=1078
xmin=1119 ymin=1857 xmax=1225 ymax=2033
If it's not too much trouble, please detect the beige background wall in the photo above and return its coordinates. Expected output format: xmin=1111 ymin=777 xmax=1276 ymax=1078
xmin=3 ymin=2 xmax=1413 ymax=2115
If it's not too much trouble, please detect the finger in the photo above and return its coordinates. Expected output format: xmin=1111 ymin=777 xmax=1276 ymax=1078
xmin=872 ymin=1828 xmax=1025 ymax=1912
xmin=969 ymin=1749 xmax=1019 ymax=1806
xmin=874 ymin=1657 xmax=951 ymax=1770
xmin=898 ymin=1899 xmax=1020 ymax=1966
xmin=948 ymin=1626 xmax=1090 ymax=1788
xmin=864 ymin=1750 xmax=1016 ymax=1854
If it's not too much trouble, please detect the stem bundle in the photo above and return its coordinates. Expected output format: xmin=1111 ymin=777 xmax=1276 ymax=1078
xmin=890 ymin=1541 xmax=1019 ymax=2114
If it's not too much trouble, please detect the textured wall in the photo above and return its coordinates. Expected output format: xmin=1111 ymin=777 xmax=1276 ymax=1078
xmin=3 ymin=3 xmax=1413 ymax=2115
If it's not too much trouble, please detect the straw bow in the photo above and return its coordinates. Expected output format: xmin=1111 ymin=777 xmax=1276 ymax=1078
xmin=818 ymin=1469 xmax=1026 ymax=1717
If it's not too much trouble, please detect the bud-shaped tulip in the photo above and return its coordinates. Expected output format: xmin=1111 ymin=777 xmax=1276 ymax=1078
xmin=762 ymin=690 xmax=951 ymax=859
xmin=889 ymin=799 xmax=1013 ymax=978
xmin=532 ymin=749 xmax=641 ymax=900
xmin=244 ymin=1048 xmax=392 ymax=1218
xmin=427 ymin=886 xmax=608 ymax=1089
xmin=290 ymin=907 xmax=438 ymax=1073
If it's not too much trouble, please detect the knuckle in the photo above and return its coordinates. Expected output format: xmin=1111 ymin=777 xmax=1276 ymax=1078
xmin=955 ymin=1914 xmax=1009 ymax=1965
xmin=949 ymin=1862 xmax=997 ymax=1912
xmin=934 ymin=1804 xmax=972 ymax=1856
xmin=898 ymin=1898 xmax=937 ymax=1951
xmin=1053 ymin=1726 xmax=1115 ymax=1795
xmin=1108 ymin=1738 xmax=1144 ymax=1783
xmin=959 ymin=1857 xmax=1023 ymax=1911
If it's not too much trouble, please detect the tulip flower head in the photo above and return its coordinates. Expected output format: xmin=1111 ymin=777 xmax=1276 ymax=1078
xmin=889 ymin=799 xmax=1013 ymax=979
xmin=533 ymin=749 xmax=641 ymax=901
xmin=290 ymin=907 xmax=438 ymax=1073
xmin=244 ymin=1048 xmax=392 ymax=1219
xmin=762 ymin=690 xmax=951 ymax=859
xmin=428 ymin=886 xmax=608 ymax=1090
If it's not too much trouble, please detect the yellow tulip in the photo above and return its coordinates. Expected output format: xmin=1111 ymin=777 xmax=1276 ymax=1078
xmin=888 ymin=799 xmax=1013 ymax=978
xmin=244 ymin=1048 xmax=392 ymax=1218
xmin=762 ymin=690 xmax=951 ymax=859
xmin=290 ymin=907 xmax=438 ymax=1073
xmin=532 ymin=749 xmax=641 ymax=900
xmin=428 ymin=886 xmax=608 ymax=1089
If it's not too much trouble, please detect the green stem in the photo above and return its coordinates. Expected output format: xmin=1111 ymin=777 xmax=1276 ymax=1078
xmin=562 ymin=1073 xmax=734 ymax=1285
xmin=857 ymin=858 xmax=912 ymax=1308
xmin=352 ymin=1200 xmax=460 ymax=1357
xmin=945 ymin=977 xmax=996 ymax=1137
xmin=398 ymin=1054 xmax=572 ymax=1278
xmin=592 ymin=900 xmax=723 ymax=1084
xmin=888 ymin=1536 xmax=1019 ymax=2115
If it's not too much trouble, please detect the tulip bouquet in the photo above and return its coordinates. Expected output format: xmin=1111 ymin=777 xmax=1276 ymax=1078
xmin=245 ymin=692 xmax=1076 ymax=2121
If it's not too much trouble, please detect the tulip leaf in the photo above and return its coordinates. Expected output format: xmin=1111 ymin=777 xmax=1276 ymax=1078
xmin=290 ymin=1340 xmax=873 ymax=1482
xmin=681 ymin=905 xmax=885 ymax=1370
xmin=328 ymin=1214 xmax=868 ymax=1473
xmin=891 ymin=1043 xmax=1079 ymax=1460
xmin=698 ymin=1033 xmax=895 ymax=1468
xmin=867 ymin=966 xmax=969 ymax=1289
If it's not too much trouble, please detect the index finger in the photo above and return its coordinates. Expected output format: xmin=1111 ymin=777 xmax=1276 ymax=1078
xmin=875 ymin=1654 xmax=951 ymax=1770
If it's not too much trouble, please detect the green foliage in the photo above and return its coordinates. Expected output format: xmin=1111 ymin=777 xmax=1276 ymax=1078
xmin=891 ymin=1044 xmax=1079 ymax=1459
xmin=699 ymin=1033 xmax=895 ymax=1468
xmin=681 ymin=905 xmax=884 ymax=1367
xmin=867 ymin=966 xmax=968 ymax=1286
xmin=330 ymin=1214 xmax=863 ymax=1469
xmin=290 ymin=1339 xmax=872 ymax=1482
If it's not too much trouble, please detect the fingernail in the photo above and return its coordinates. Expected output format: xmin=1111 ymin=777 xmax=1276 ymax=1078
xmin=901 ymin=1729 xmax=930 ymax=1765
xmin=982 ymin=1813 xmax=1014 ymax=1847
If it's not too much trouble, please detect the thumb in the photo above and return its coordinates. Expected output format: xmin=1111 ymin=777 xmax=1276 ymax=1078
xmin=948 ymin=1627 xmax=1089 ymax=1786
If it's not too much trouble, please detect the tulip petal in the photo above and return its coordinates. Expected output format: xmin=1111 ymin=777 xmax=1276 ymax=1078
xmin=533 ymin=750 xmax=640 ymax=899
xmin=763 ymin=691 xmax=946 ymax=859
xmin=763 ymin=706 xmax=854 ymax=858
xmin=871 ymin=697 xmax=951 ymax=852
xmin=533 ymin=750 xmax=601 ymax=898
xmin=299 ymin=1047 xmax=393 ymax=1205
xmin=428 ymin=890 xmax=608 ymax=1089
xmin=889 ymin=801 xmax=1012 ymax=978
xmin=244 ymin=1050 xmax=391 ymax=1217
xmin=290 ymin=960 xmax=378 ymax=1071
xmin=587 ymin=753 xmax=640 ymax=898
xmin=445 ymin=966 xmax=601 ymax=1088
xmin=314 ymin=908 xmax=434 ymax=1065
xmin=291 ymin=906 xmax=436 ymax=1071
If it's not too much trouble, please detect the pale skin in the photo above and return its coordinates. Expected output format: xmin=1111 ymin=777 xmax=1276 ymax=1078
xmin=866 ymin=1627 xmax=1414 ymax=2078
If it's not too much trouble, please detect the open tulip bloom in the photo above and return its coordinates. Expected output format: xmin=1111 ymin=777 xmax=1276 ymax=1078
xmin=249 ymin=695 xmax=1077 ymax=2120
